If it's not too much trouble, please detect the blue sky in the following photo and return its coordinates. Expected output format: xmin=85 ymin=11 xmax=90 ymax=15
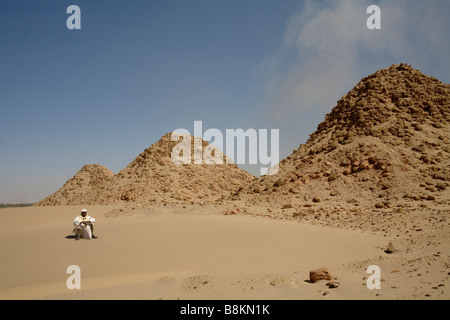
xmin=1 ymin=0 xmax=449 ymax=203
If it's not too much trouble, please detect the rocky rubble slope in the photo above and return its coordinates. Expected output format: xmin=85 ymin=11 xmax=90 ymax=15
xmin=36 ymin=133 xmax=254 ymax=205
xmin=239 ymin=64 xmax=450 ymax=213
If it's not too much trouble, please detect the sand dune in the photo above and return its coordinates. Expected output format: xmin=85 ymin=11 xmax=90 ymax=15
xmin=1 ymin=205 xmax=447 ymax=300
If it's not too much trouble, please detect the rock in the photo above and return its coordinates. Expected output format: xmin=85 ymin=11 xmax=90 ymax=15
xmin=121 ymin=193 xmax=135 ymax=201
xmin=395 ymin=207 xmax=405 ymax=214
xmin=326 ymin=281 xmax=340 ymax=289
xmin=343 ymin=168 xmax=352 ymax=175
xmin=385 ymin=242 xmax=396 ymax=254
xmin=322 ymin=291 xmax=330 ymax=296
xmin=282 ymin=203 xmax=293 ymax=209
xmin=312 ymin=196 xmax=321 ymax=203
xmin=330 ymin=190 xmax=339 ymax=197
xmin=359 ymin=160 xmax=370 ymax=170
xmin=327 ymin=172 xmax=338 ymax=182
xmin=432 ymin=122 xmax=443 ymax=128
xmin=375 ymin=202 xmax=384 ymax=209
xmin=391 ymin=92 xmax=401 ymax=102
xmin=273 ymin=178 xmax=284 ymax=188
xmin=436 ymin=182 xmax=447 ymax=191
xmin=368 ymin=157 xmax=378 ymax=164
xmin=412 ymin=145 xmax=425 ymax=153
xmin=433 ymin=171 xmax=447 ymax=181
xmin=329 ymin=141 xmax=338 ymax=151
xmin=309 ymin=268 xmax=333 ymax=283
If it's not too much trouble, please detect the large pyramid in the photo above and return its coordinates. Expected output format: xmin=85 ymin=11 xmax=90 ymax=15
xmin=36 ymin=133 xmax=254 ymax=206
xmin=241 ymin=63 xmax=450 ymax=210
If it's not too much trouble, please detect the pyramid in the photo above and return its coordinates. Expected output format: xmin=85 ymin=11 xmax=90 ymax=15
xmin=35 ymin=164 xmax=114 ymax=206
xmin=36 ymin=133 xmax=254 ymax=205
xmin=102 ymin=133 xmax=254 ymax=204
xmin=241 ymin=63 xmax=450 ymax=209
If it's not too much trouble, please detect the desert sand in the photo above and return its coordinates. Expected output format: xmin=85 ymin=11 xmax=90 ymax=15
xmin=0 ymin=204 xmax=448 ymax=300
xmin=3 ymin=64 xmax=448 ymax=300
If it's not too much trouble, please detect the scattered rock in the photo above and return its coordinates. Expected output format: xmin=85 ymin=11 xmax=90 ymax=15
xmin=309 ymin=268 xmax=333 ymax=283
xmin=330 ymin=190 xmax=339 ymax=197
xmin=375 ymin=202 xmax=384 ymax=209
xmin=385 ymin=242 xmax=397 ymax=254
xmin=433 ymin=170 xmax=448 ymax=181
xmin=343 ymin=168 xmax=352 ymax=175
xmin=412 ymin=145 xmax=425 ymax=153
xmin=327 ymin=172 xmax=338 ymax=182
xmin=436 ymin=182 xmax=447 ymax=191
xmin=326 ymin=281 xmax=340 ymax=289
xmin=359 ymin=160 xmax=370 ymax=170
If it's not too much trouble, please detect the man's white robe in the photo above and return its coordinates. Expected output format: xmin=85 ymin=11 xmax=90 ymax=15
xmin=73 ymin=215 xmax=96 ymax=239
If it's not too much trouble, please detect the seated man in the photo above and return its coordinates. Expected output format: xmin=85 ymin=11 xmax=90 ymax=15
xmin=73 ymin=209 xmax=98 ymax=240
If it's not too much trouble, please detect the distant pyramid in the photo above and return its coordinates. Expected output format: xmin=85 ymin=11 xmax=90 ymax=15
xmin=36 ymin=133 xmax=254 ymax=206
xmin=35 ymin=164 xmax=114 ymax=206
xmin=102 ymin=133 xmax=254 ymax=204
xmin=242 ymin=63 xmax=450 ymax=208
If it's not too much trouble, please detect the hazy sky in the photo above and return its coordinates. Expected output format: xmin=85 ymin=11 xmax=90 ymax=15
xmin=1 ymin=0 xmax=449 ymax=203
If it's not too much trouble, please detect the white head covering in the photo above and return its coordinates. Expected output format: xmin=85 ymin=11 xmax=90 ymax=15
xmin=81 ymin=209 xmax=87 ymax=213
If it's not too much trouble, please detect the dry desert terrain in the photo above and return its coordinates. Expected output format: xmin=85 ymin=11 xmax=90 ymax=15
xmin=0 ymin=204 xmax=448 ymax=300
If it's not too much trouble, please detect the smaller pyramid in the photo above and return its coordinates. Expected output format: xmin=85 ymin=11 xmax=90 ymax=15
xmin=35 ymin=164 xmax=114 ymax=206
xmin=36 ymin=133 xmax=254 ymax=206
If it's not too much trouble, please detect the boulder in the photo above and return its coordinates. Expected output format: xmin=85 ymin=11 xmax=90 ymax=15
xmin=309 ymin=268 xmax=333 ymax=283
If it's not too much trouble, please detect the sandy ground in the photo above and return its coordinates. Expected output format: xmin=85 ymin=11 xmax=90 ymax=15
xmin=0 ymin=205 xmax=448 ymax=300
